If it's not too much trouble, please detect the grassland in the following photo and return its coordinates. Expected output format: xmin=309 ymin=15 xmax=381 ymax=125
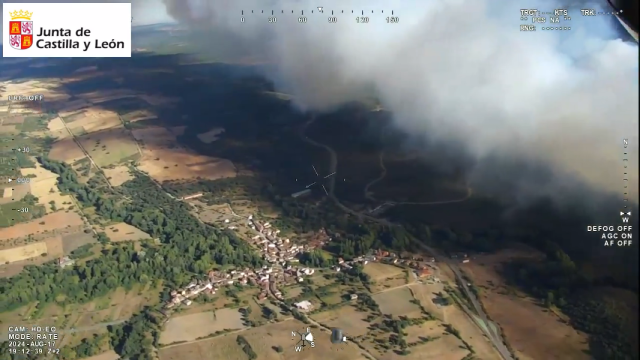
xmin=462 ymin=249 xmax=593 ymax=360
xmin=310 ymin=305 xmax=372 ymax=337
xmin=373 ymin=288 xmax=422 ymax=317
xmin=0 ymin=242 xmax=47 ymax=263
xmin=159 ymin=333 xmax=249 ymax=360
xmin=102 ymin=165 xmax=134 ymax=186
xmin=95 ymin=222 xmax=150 ymax=242
xmin=20 ymin=160 xmax=76 ymax=213
xmin=363 ymin=263 xmax=409 ymax=293
xmin=0 ymin=198 xmax=46 ymax=227
xmin=78 ymin=128 xmax=140 ymax=167
xmin=0 ymin=282 xmax=163 ymax=345
xmin=132 ymin=126 xmax=236 ymax=183
xmin=82 ymin=350 xmax=120 ymax=360
xmin=159 ymin=308 xmax=245 ymax=345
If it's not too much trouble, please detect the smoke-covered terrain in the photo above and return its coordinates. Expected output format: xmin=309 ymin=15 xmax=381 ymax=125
xmin=148 ymin=0 xmax=639 ymax=212
xmin=3 ymin=0 xmax=638 ymax=214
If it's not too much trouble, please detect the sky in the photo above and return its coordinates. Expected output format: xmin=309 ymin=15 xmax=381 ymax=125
xmin=2 ymin=0 xmax=638 ymax=212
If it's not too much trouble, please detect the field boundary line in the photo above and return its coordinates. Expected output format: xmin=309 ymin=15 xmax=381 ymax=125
xmin=57 ymin=114 xmax=112 ymax=190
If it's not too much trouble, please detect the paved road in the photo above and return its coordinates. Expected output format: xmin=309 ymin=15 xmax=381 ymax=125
xmin=300 ymin=115 xmax=514 ymax=360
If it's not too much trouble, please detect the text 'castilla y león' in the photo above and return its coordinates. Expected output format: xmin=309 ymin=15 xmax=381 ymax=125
xmin=36 ymin=27 xmax=125 ymax=51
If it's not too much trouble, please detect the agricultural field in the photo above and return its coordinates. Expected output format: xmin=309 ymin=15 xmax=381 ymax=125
xmin=462 ymin=249 xmax=590 ymax=360
xmin=3 ymin=115 xmax=24 ymax=125
xmin=0 ymin=241 xmax=47 ymax=263
xmin=363 ymin=263 xmax=408 ymax=292
xmin=19 ymin=115 xmax=50 ymax=132
xmin=132 ymin=126 xmax=236 ymax=183
xmin=48 ymin=139 xmax=86 ymax=164
xmin=311 ymin=305 xmax=372 ymax=337
xmin=102 ymin=165 xmax=134 ymax=186
xmin=283 ymin=285 xmax=304 ymax=300
xmin=46 ymin=117 xmax=72 ymax=140
xmin=441 ymin=304 xmax=503 ymax=360
xmin=0 ymin=124 xmax=20 ymax=135
xmin=63 ymin=108 xmax=122 ymax=134
xmin=0 ymin=236 xmax=63 ymax=278
xmin=191 ymin=203 xmax=236 ymax=224
xmin=55 ymin=99 xmax=92 ymax=117
xmin=121 ymin=109 xmax=157 ymax=122
xmin=78 ymin=127 xmax=140 ymax=167
xmin=0 ymin=188 xmax=13 ymax=204
xmin=373 ymin=288 xmax=422 ymax=317
xmin=96 ymin=222 xmax=150 ymax=242
xmin=0 ymin=79 xmax=70 ymax=102
xmin=159 ymin=308 xmax=245 ymax=345
xmin=0 ymin=197 xmax=46 ymax=227
xmin=76 ymin=89 xmax=138 ymax=104
xmin=240 ymin=319 xmax=368 ymax=360
xmin=0 ymin=210 xmax=85 ymax=242
xmin=0 ymin=282 xmax=163 ymax=337
xmin=159 ymin=332 xmax=248 ymax=360
xmin=20 ymin=161 xmax=76 ymax=212
xmin=82 ymin=350 xmax=120 ymax=360
xmin=407 ymin=284 xmax=446 ymax=321
xmin=397 ymin=333 xmax=469 ymax=360
xmin=363 ymin=262 xmax=404 ymax=281
xmin=61 ymin=232 xmax=96 ymax=254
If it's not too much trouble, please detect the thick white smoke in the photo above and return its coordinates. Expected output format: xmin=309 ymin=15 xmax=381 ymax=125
xmin=3 ymin=0 xmax=638 ymax=208
xmin=166 ymin=0 xmax=639 ymax=206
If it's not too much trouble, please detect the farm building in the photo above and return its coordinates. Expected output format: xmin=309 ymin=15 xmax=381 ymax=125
xmin=294 ymin=300 xmax=314 ymax=312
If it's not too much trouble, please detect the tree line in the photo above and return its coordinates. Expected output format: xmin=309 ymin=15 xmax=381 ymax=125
xmin=0 ymin=157 xmax=264 ymax=311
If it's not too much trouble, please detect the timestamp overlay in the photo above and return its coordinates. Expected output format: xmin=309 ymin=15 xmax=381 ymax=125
xmin=4 ymin=325 xmax=61 ymax=356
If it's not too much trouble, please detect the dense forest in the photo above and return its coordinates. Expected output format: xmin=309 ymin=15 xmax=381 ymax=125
xmin=0 ymin=157 xmax=264 ymax=311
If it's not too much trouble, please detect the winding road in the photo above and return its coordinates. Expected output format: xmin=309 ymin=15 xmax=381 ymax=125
xmin=364 ymin=149 xmax=473 ymax=206
xmin=300 ymin=115 xmax=514 ymax=360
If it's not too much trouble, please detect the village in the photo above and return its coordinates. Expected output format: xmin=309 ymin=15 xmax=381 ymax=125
xmin=163 ymin=213 xmax=449 ymax=312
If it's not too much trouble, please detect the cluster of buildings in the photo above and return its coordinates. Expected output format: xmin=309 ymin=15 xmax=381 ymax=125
xmin=330 ymin=249 xmax=440 ymax=281
xmin=247 ymin=215 xmax=328 ymax=265
xmin=166 ymin=280 xmax=215 ymax=308
xmin=164 ymin=215 xmax=324 ymax=309
xmin=163 ymin=208 xmax=448 ymax=311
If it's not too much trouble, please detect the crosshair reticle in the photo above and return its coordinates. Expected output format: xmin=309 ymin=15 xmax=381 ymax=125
xmin=305 ymin=165 xmax=335 ymax=195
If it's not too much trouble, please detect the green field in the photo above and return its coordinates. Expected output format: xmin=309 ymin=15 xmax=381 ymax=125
xmin=0 ymin=134 xmax=52 ymax=178
xmin=20 ymin=115 xmax=50 ymax=132
xmin=0 ymin=199 xmax=46 ymax=227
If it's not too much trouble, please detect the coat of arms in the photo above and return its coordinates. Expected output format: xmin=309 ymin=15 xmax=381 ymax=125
xmin=9 ymin=10 xmax=34 ymax=50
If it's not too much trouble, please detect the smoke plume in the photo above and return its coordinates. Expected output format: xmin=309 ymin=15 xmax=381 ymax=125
xmin=156 ymin=0 xmax=639 ymax=208
xmin=3 ymin=0 xmax=638 ymax=211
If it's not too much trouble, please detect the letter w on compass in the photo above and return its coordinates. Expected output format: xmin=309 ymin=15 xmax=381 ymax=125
xmin=9 ymin=10 xmax=34 ymax=50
